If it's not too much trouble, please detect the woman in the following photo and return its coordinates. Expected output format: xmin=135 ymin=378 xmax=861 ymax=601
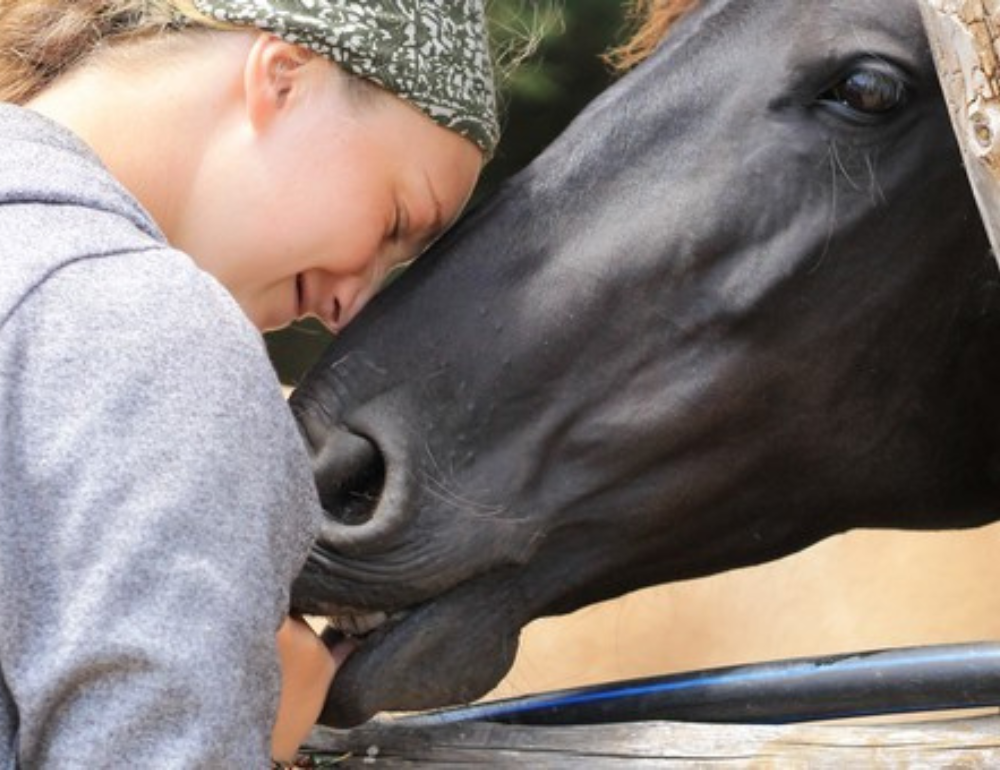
xmin=0 ymin=0 xmax=497 ymax=765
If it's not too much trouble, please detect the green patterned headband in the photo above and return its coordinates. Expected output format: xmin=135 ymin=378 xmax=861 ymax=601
xmin=190 ymin=0 xmax=499 ymax=156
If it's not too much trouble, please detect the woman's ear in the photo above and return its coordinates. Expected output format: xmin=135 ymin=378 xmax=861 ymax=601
xmin=243 ymin=33 xmax=316 ymax=131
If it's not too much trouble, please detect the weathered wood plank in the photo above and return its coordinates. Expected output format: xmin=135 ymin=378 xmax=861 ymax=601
xmin=921 ymin=0 xmax=1000 ymax=261
xmin=304 ymin=715 xmax=1000 ymax=767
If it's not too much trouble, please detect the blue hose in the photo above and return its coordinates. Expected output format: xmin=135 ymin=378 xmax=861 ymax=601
xmin=401 ymin=642 xmax=1000 ymax=726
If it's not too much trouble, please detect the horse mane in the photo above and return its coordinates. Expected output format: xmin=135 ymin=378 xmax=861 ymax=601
xmin=607 ymin=0 xmax=701 ymax=71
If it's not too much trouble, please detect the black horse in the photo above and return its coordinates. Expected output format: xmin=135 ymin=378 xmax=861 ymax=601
xmin=290 ymin=0 xmax=1000 ymax=726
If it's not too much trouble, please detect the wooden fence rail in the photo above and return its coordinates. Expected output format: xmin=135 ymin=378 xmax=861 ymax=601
xmin=304 ymin=714 xmax=1000 ymax=767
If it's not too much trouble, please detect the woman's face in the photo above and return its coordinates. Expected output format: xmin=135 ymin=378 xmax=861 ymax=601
xmin=180 ymin=54 xmax=483 ymax=332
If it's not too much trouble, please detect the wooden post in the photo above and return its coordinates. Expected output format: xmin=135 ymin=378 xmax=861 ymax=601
xmin=921 ymin=1 xmax=1000 ymax=261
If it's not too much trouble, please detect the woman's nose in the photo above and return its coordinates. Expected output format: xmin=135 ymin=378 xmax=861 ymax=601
xmin=324 ymin=281 xmax=375 ymax=334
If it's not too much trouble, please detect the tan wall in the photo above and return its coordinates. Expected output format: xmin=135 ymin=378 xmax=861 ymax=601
xmin=490 ymin=522 xmax=1000 ymax=699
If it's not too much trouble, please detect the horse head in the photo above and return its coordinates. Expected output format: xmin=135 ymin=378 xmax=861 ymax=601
xmin=290 ymin=0 xmax=1000 ymax=726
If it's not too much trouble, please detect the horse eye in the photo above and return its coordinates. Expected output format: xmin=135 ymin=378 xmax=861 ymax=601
xmin=821 ymin=67 xmax=908 ymax=119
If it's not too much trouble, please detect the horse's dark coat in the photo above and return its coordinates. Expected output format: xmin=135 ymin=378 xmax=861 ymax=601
xmin=290 ymin=0 xmax=1000 ymax=726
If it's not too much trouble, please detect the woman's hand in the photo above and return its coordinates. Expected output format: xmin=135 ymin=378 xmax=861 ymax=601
xmin=272 ymin=616 xmax=354 ymax=763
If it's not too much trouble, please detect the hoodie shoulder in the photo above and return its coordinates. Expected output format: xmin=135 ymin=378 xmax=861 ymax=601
xmin=0 ymin=104 xmax=167 ymax=326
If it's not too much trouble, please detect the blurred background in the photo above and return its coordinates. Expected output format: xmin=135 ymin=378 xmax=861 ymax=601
xmin=265 ymin=0 xmax=634 ymax=384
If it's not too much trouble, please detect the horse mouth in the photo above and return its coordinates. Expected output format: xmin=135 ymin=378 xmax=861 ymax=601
xmin=315 ymin=570 xmax=525 ymax=728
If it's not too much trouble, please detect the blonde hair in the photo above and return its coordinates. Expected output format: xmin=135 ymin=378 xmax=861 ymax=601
xmin=0 ymin=1 xmax=239 ymax=104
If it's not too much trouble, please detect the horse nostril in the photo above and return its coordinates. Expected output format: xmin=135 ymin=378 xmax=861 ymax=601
xmin=301 ymin=420 xmax=415 ymax=555
xmin=314 ymin=429 xmax=385 ymax=527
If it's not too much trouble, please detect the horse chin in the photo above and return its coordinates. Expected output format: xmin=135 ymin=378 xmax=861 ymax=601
xmin=317 ymin=572 xmax=524 ymax=728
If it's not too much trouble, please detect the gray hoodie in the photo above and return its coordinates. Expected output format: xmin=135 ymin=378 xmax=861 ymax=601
xmin=0 ymin=104 xmax=321 ymax=767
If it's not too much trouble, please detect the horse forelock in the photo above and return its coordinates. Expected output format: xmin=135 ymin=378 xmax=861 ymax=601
xmin=609 ymin=0 xmax=701 ymax=71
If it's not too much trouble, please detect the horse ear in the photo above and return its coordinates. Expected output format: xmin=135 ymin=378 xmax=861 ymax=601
xmin=243 ymin=33 xmax=315 ymax=131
